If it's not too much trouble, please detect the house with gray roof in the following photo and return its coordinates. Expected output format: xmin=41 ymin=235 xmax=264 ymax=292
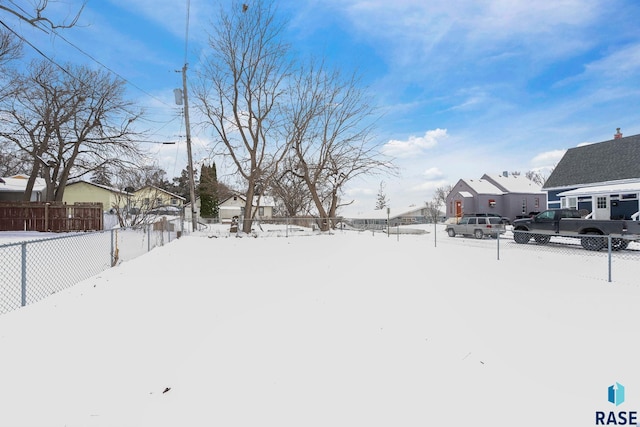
xmin=542 ymin=131 xmax=640 ymax=220
xmin=446 ymin=173 xmax=545 ymax=222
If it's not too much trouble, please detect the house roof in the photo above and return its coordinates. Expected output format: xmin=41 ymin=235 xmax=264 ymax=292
xmin=461 ymin=178 xmax=504 ymax=195
xmin=347 ymin=204 xmax=428 ymax=220
xmin=135 ymin=185 xmax=186 ymax=201
xmin=0 ymin=175 xmax=46 ymax=193
xmin=481 ymin=173 xmax=544 ymax=193
xmin=220 ymin=194 xmax=275 ymax=207
xmin=66 ymin=180 xmax=131 ymax=195
xmin=557 ymin=182 xmax=640 ymax=197
xmin=543 ymin=133 xmax=640 ymax=189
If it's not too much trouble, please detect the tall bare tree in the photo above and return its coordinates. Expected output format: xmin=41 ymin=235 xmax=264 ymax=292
xmin=285 ymin=60 xmax=395 ymax=230
xmin=268 ymin=154 xmax=314 ymax=217
xmin=0 ymin=1 xmax=84 ymax=30
xmin=195 ymin=0 xmax=291 ymax=233
xmin=0 ymin=60 xmax=146 ymax=201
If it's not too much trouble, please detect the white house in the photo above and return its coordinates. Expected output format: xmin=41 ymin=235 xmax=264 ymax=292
xmin=0 ymin=174 xmax=47 ymax=202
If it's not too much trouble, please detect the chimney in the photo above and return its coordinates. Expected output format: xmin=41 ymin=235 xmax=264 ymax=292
xmin=614 ymin=128 xmax=623 ymax=139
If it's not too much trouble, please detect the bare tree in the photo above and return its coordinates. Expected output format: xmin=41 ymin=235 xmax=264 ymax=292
xmin=268 ymin=155 xmax=314 ymax=217
xmin=0 ymin=29 xmax=21 ymax=67
xmin=425 ymin=184 xmax=454 ymax=222
xmin=0 ymin=1 xmax=84 ymax=30
xmin=0 ymin=60 xmax=146 ymax=201
xmin=285 ymin=60 xmax=395 ymax=230
xmin=525 ymin=169 xmax=551 ymax=187
xmin=424 ymin=200 xmax=442 ymax=223
xmin=375 ymin=180 xmax=389 ymax=210
xmin=194 ymin=0 xmax=291 ymax=233
xmin=433 ymin=184 xmax=454 ymax=208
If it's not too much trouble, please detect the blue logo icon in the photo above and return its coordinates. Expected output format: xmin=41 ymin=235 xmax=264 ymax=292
xmin=608 ymin=382 xmax=625 ymax=406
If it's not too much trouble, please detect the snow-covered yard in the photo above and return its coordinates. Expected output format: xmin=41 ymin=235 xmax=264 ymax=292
xmin=0 ymin=226 xmax=638 ymax=426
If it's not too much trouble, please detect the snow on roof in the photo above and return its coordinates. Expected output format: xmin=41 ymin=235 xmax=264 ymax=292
xmin=346 ymin=204 xmax=428 ymax=220
xmin=0 ymin=175 xmax=46 ymax=193
xmin=463 ymin=179 xmax=503 ymax=195
xmin=557 ymin=182 xmax=640 ymax=197
xmin=458 ymin=191 xmax=473 ymax=198
xmin=483 ymin=174 xmax=544 ymax=193
xmin=67 ymin=180 xmax=131 ymax=195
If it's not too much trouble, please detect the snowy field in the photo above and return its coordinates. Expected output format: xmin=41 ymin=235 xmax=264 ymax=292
xmin=0 ymin=225 xmax=639 ymax=426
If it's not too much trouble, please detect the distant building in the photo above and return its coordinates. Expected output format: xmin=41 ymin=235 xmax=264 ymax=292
xmin=446 ymin=172 xmax=546 ymax=221
xmin=0 ymin=174 xmax=46 ymax=202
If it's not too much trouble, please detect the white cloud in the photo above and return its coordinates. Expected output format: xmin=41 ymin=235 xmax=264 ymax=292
xmin=422 ymin=167 xmax=445 ymax=180
xmin=383 ymin=129 xmax=448 ymax=157
xmin=531 ymin=150 xmax=566 ymax=167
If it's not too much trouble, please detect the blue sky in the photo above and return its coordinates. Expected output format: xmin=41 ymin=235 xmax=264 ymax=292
xmin=5 ymin=0 xmax=640 ymax=215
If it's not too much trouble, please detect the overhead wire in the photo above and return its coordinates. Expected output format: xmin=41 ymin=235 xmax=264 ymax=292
xmin=1 ymin=3 xmax=183 ymax=145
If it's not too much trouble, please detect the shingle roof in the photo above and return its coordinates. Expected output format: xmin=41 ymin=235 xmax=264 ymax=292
xmin=543 ymin=133 xmax=640 ymax=189
xmin=462 ymin=179 xmax=504 ymax=195
xmin=482 ymin=173 xmax=544 ymax=193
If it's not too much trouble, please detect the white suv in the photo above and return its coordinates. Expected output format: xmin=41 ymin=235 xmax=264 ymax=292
xmin=445 ymin=216 xmax=506 ymax=239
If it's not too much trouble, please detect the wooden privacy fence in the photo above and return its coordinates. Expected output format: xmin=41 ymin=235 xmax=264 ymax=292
xmin=0 ymin=202 xmax=103 ymax=232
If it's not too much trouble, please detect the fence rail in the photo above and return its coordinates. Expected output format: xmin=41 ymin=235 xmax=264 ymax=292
xmin=0 ymin=202 xmax=103 ymax=232
xmin=2 ymin=219 xmax=637 ymax=316
xmin=0 ymin=219 xmax=182 ymax=315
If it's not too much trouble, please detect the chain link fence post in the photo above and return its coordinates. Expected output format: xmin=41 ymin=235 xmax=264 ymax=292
xmin=21 ymin=242 xmax=27 ymax=307
xmin=607 ymin=235 xmax=612 ymax=283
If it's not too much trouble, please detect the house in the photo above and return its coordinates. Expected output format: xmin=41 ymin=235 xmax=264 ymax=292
xmin=347 ymin=204 xmax=440 ymax=229
xmin=0 ymin=174 xmax=47 ymax=202
xmin=132 ymin=185 xmax=185 ymax=213
xmin=446 ymin=173 xmax=545 ymax=221
xmin=543 ymin=130 xmax=640 ymax=220
xmin=63 ymin=180 xmax=131 ymax=213
xmin=217 ymin=194 xmax=275 ymax=223
xmin=185 ymin=194 xmax=276 ymax=224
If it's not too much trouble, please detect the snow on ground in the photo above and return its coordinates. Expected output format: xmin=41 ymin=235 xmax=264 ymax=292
xmin=0 ymin=226 xmax=639 ymax=426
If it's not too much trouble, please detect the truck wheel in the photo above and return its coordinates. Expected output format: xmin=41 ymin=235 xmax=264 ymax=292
xmin=533 ymin=234 xmax=550 ymax=244
xmin=581 ymin=233 xmax=605 ymax=251
xmin=447 ymin=228 xmax=456 ymax=237
xmin=611 ymin=238 xmax=629 ymax=251
xmin=513 ymin=230 xmax=531 ymax=244
xmin=474 ymin=229 xmax=484 ymax=239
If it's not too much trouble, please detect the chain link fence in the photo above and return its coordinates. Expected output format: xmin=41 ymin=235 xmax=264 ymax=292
xmin=0 ymin=218 xmax=183 ymax=316
xmin=3 ymin=217 xmax=637 ymax=315
xmin=435 ymin=226 xmax=640 ymax=285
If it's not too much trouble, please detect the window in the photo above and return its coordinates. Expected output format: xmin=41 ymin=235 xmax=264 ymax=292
xmin=534 ymin=197 xmax=540 ymax=209
xmin=561 ymin=197 xmax=577 ymax=209
xmin=522 ymin=199 xmax=527 ymax=213
xmin=622 ymin=193 xmax=638 ymax=200
xmin=538 ymin=210 xmax=555 ymax=220
xmin=468 ymin=218 xmax=477 ymax=225
xmin=596 ymin=196 xmax=607 ymax=209
xmin=259 ymin=207 xmax=264 ymax=216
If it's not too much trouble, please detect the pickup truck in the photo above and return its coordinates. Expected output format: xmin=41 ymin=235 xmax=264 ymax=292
xmin=511 ymin=208 xmax=640 ymax=251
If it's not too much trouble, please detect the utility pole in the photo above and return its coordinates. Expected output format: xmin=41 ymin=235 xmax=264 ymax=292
xmin=181 ymin=63 xmax=198 ymax=232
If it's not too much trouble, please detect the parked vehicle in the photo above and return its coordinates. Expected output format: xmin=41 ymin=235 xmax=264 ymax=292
xmin=446 ymin=216 xmax=506 ymax=239
xmin=461 ymin=212 xmax=511 ymax=225
xmin=511 ymin=208 xmax=640 ymax=251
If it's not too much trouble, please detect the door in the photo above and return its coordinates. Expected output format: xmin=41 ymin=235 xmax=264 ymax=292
xmin=593 ymin=195 xmax=610 ymax=220
xmin=455 ymin=200 xmax=462 ymax=218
